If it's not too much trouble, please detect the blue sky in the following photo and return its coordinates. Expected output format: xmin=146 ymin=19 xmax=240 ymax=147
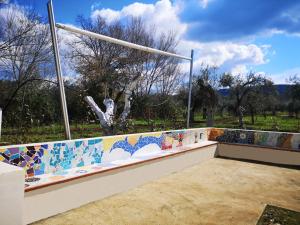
xmin=8 ymin=0 xmax=157 ymax=23
xmin=4 ymin=0 xmax=300 ymax=83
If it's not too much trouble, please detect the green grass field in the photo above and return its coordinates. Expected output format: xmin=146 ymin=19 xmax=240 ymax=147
xmin=1 ymin=113 xmax=299 ymax=145
xmin=207 ymin=114 xmax=300 ymax=132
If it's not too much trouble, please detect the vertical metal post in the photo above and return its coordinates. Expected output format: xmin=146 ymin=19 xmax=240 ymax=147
xmin=47 ymin=0 xmax=71 ymax=139
xmin=0 ymin=108 xmax=2 ymax=141
xmin=187 ymin=49 xmax=194 ymax=128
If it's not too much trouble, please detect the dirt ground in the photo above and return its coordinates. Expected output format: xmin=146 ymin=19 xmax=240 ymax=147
xmin=32 ymin=158 xmax=300 ymax=225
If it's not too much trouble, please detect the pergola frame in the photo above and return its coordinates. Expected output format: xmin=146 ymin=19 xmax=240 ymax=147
xmin=47 ymin=0 xmax=194 ymax=140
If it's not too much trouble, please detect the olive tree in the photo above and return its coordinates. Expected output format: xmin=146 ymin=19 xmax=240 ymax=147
xmin=220 ymin=72 xmax=268 ymax=128
xmin=69 ymin=16 xmax=181 ymax=135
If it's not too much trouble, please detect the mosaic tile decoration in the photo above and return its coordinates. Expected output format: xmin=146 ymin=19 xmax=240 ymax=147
xmin=0 ymin=127 xmax=297 ymax=191
xmin=0 ymin=128 xmax=208 ymax=177
xmin=208 ymin=128 xmax=300 ymax=151
xmin=162 ymin=129 xmax=206 ymax=150
xmin=23 ymin=148 xmax=180 ymax=190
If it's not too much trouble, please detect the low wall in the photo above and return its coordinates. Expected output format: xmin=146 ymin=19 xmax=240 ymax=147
xmin=217 ymin=143 xmax=300 ymax=166
xmin=24 ymin=143 xmax=217 ymax=224
xmin=0 ymin=162 xmax=24 ymax=225
xmin=1 ymin=127 xmax=299 ymax=179
xmin=208 ymin=128 xmax=300 ymax=151
xmin=0 ymin=128 xmax=208 ymax=177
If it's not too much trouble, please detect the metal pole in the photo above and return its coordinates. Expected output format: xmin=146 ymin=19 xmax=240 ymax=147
xmin=0 ymin=108 xmax=2 ymax=141
xmin=47 ymin=0 xmax=71 ymax=139
xmin=56 ymin=23 xmax=192 ymax=61
xmin=187 ymin=49 xmax=194 ymax=128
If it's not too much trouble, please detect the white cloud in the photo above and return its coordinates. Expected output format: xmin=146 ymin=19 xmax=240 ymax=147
xmin=178 ymin=40 xmax=266 ymax=75
xmin=91 ymin=0 xmax=187 ymax=37
xmin=230 ymin=64 xmax=248 ymax=75
xmin=91 ymin=8 xmax=120 ymax=24
xmin=0 ymin=4 xmax=53 ymax=72
xmin=198 ymin=0 xmax=214 ymax=8
xmin=90 ymin=2 xmax=101 ymax=11
xmin=0 ymin=0 xmax=9 ymax=4
xmin=90 ymin=0 xmax=268 ymax=77
xmin=56 ymin=25 xmax=87 ymax=82
xmin=0 ymin=4 xmax=28 ymax=29
xmin=57 ymin=24 xmax=81 ymax=52
xmin=1 ymin=1 xmax=268 ymax=83
xmin=270 ymin=67 xmax=300 ymax=84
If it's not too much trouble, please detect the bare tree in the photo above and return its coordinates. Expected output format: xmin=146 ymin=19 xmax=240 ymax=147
xmin=136 ymin=32 xmax=182 ymax=96
xmin=70 ymin=16 xmax=181 ymax=134
xmin=0 ymin=5 xmax=52 ymax=113
xmin=0 ymin=5 xmax=40 ymax=60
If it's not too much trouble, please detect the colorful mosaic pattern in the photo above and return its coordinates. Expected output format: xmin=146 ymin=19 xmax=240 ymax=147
xmin=208 ymin=128 xmax=300 ymax=151
xmin=109 ymin=135 xmax=163 ymax=155
xmin=0 ymin=128 xmax=207 ymax=177
xmin=162 ymin=129 xmax=206 ymax=150
xmin=23 ymin=148 xmax=184 ymax=190
xmin=0 ymin=139 xmax=104 ymax=177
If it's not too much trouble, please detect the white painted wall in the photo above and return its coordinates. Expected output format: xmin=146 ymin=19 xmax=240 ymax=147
xmin=218 ymin=143 xmax=300 ymax=166
xmin=0 ymin=162 xmax=24 ymax=225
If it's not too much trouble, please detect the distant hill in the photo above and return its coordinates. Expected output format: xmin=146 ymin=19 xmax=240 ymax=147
xmin=218 ymin=84 xmax=291 ymax=96
xmin=218 ymin=88 xmax=230 ymax=96
xmin=275 ymin=84 xmax=291 ymax=95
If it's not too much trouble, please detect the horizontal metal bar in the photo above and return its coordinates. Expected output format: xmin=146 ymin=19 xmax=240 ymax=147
xmin=56 ymin=23 xmax=192 ymax=61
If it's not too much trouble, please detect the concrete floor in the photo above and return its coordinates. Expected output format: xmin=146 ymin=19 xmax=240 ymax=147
xmin=32 ymin=158 xmax=300 ymax=225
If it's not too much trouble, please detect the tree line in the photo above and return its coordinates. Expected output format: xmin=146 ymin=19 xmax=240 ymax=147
xmin=182 ymin=69 xmax=300 ymax=129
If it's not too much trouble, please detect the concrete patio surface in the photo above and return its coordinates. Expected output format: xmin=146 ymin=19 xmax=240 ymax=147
xmin=31 ymin=158 xmax=300 ymax=225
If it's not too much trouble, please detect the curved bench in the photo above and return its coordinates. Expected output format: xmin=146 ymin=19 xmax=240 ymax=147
xmin=24 ymin=141 xmax=217 ymax=224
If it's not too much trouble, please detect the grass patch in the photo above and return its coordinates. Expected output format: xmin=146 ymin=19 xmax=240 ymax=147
xmin=0 ymin=113 xmax=299 ymax=145
xmin=194 ymin=113 xmax=300 ymax=132
xmin=257 ymin=205 xmax=300 ymax=225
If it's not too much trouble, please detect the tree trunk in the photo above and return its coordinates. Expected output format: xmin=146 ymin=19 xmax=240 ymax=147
xmin=250 ymin=108 xmax=255 ymax=125
xmin=84 ymin=96 xmax=114 ymax=135
xmin=190 ymin=106 xmax=196 ymax=122
xmin=84 ymin=75 xmax=141 ymax=135
xmin=263 ymin=111 xmax=267 ymax=119
xmin=206 ymin=107 xmax=214 ymax=127
xmin=219 ymin=106 xmax=224 ymax=118
xmin=202 ymin=107 xmax=207 ymax=119
xmin=238 ymin=107 xmax=245 ymax=129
